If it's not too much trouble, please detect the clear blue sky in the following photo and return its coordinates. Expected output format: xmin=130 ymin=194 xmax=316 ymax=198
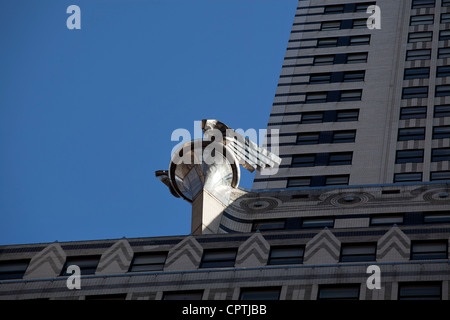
xmin=0 ymin=0 xmax=298 ymax=245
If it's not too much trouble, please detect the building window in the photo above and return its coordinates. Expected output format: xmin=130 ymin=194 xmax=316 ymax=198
xmin=406 ymin=49 xmax=431 ymax=60
xmin=410 ymin=14 xmax=434 ymax=25
xmin=424 ymin=212 xmax=450 ymax=224
xmin=301 ymin=112 xmax=324 ymax=123
xmin=309 ymin=73 xmax=332 ymax=84
xmin=411 ymin=0 xmax=435 ymax=8
xmin=318 ymin=285 xmax=360 ymax=300
xmin=343 ymin=71 xmax=365 ymax=82
xmin=252 ymin=219 xmax=286 ymax=232
xmin=163 ymin=291 xmax=203 ymax=300
xmin=85 ymin=294 xmax=127 ymax=300
xmin=433 ymin=125 xmax=450 ymax=139
xmin=333 ymin=130 xmax=357 ymax=143
xmin=355 ymin=2 xmax=376 ymax=12
xmin=339 ymin=90 xmax=362 ymax=101
xmin=439 ymin=30 xmax=450 ymax=40
xmin=305 ymin=92 xmax=328 ymax=103
xmin=402 ymin=87 xmax=428 ymax=99
xmin=328 ymin=152 xmax=353 ymax=166
xmin=394 ymin=172 xmax=423 ymax=183
xmin=317 ymin=37 xmax=338 ymax=48
xmin=400 ymin=106 xmax=427 ymax=119
xmin=268 ymin=246 xmax=304 ymax=265
xmin=336 ymin=110 xmax=359 ymax=122
xmin=352 ymin=19 xmax=367 ymax=29
xmin=325 ymin=175 xmax=349 ymax=186
xmin=346 ymin=52 xmax=368 ymax=64
xmin=60 ymin=256 xmax=100 ymax=276
xmin=287 ymin=177 xmax=311 ymax=188
xmin=302 ymin=217 xmax=334 ymax=229
xmin=411 ymin=241 xmax=448 ymax=260
xmin=128 ymin=252 xmax=167 ymax=272
xmin=404 ymin=67 xmax=430 ymax=79
xmin=430 ymin=171 xmax=450 ymax=180
xmin=431 ymin=148 xmax=450 ymax=162
xmin=398 ymin=282 xmax=441 ymax=300
xmin=398 ymin=127 xmax=425 ymax=141
xmin=200 ymin=249 xmax=237 ymax=268
xmin=324 ymin=5 xmax=344 ymax=14
xmin=370 ymin=214 xmax=404 ymax=226
xmin=444 ymin=0 xmax=450 ymax=6
xmin=296 ymin=132 xmax=320 ymax=145
xmin=438 ymin=47 xmax=450 ymax=58
xmin=340 ymin=243 xmax=377 ymax=262
xmin=321 ymin=21 xmax=341 ymax=30
xmin=434 ymin=105 xmax=450 ymax=117
xmin=396 ymin=149 xmax=424 ymax=163
xmin=441 ymin=13 xmax=450 ymax=23
xmin=349 ymin=35 xmax=371 ymax=46
xmin=0 ymin=260 xmax=30 ymax=280
xmin=239 ymin=288 xmax=281 ymax=300
xmin=313 ymin=55 xmax=334 ymax=65
xmin=437 ymin=66 xmax=450 ymax=77
xmin=291 ymin=154 xmax=316 ymax=167
xmin=435 ymin=85 xmax=450 ymax=97
xmin=408 ymin=31 xmax=433 ymax=43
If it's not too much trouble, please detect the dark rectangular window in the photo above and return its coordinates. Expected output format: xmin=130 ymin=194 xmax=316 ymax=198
xmin=268 ymin=246 xmax=304 ymax=265
xmin=309 ymin=73 xmax=332 ymax=84
xmin=200 ymin=249 xmax=237 ymax=268
xmin=438 ymin=47 xmax=450 ymax=58
xmin=296 ymin=132 xmax=320 ymax=145
xmin=340 ymin=243 xmax=376 ymax=262
xmin=435 ymin=85 xmax=450 ymax=97
xmin=301 ymin=112 xmax=323 ymax=123
xmin=352 ymin=19 xmax=367 ymax=29
xmin=433 ymin=126 xmax=450 ymax=139
xmin=411 ymin=14 xmax=434 ymax=25
xmin=313 ymin=55 xmax=335 ymax=65
xmin=163 ymin=291 xmax=203 ymax=300
xmin=339 ymin=90 xmax=362 ymax=101
xmin=411 ymin=241 xmax=448 ymax=260
xmin=398 ymin=282 xmax=441 ymax=300
xmin=394 ymin=172 xmax=423 ymax=182
xmin=370 ymin=214 xmax=404 ymax=226
xmin=287 ymin=177 xmax=311 ymax=188
xmin=400 ymin=106 xmax=427 ymax=119
xmin=404 ymin=67 xmax=430 ymax=79
xmin=434 ymin=105 xmax=450 ymax=117
xmin=398 ymin=127 xmax=425 ymax=141
xmin=346 ymin=52 xmax=368 ymax=64
xmin=402 ymin=87 xmax=428 ymax=99
xmin=291 ymin=154 xmax=316 ymax=167
xmin=324 ymin=5 xmax=345 ymax=14
xmin=318 ymin=285 xmax=360 ymax=300
xmin=321 ymin=21 xmax=341 ymax=30
xmin=408 ymin=31 xmax=433 ymax=43
xmin=302 ymin=217 xmax=334 ymax=229
xmin=128 ymin=252 xmax=167 ymax=272
xmin=396 ymin=149 xmax=424 ymax=163
xmin=317 ymin=37 xmax=338 ymax=48
xmin=60 ymin=256 xmax=100 ymax=276
xmin=355 ymin=2 xmax=376 ymax=12
xmin=431 ymin=148 xmax=450 ymax=162
xmin=439 ymin=30 xmax=450 ymax=40
xmin=343 ymin=71 xmax=365 ymax=82
xmin=411 ymin=0 xmax=435 ymax=8
xmin=437 ymin=66 xmax=450 ymax=77
xmin=430 ymin=171 xmax=450 ymax=180
xmin=407 ymin=49 xmax=431 ymax=60
xmin=424 ymin=212 xmax=450 ymax=224
xmin=333 ymin=130 xmax=357 ymax=143
xmin=240 ymin=288 xmax=280 ymax=300
xmin=252 ymin=219 xmax=286 ymax=232
xmin=444 ymin=0 xmax=450 ymax=6
xmin=325 ymin=175 xmax=349 ymax=186
xmin=441 ymin=13 xmax=450 ymax=23
xmin=328 ymin=152 xmax=353 ymax=166
xmin=336 ymin=110 xmax=359 ymax=122
xmin=0 ymin=260 xmax=30 ymax=280
xmin=85 ymin=294 xmax=127 ymax=300
xmin=305 ymin=92 xmax=327 ymax=103
xmin=349 ymin=35 xmax=370 ymax=46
